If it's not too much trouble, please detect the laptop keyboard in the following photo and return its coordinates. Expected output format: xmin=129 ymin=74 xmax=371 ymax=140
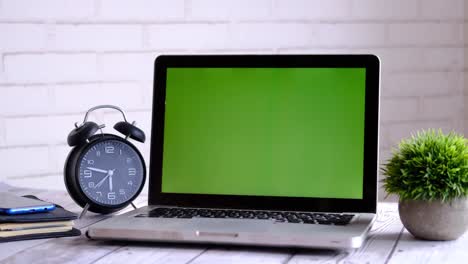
xmin=136 ymin=208 xmax=354 ymax=226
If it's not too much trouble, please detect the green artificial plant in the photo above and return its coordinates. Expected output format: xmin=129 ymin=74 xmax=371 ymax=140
xmin=382 ymin=129 xmax=468 ymax=202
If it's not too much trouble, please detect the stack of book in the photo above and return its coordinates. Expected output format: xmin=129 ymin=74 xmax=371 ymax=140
xmin=0 ymin=195 xmax=81 ymax=242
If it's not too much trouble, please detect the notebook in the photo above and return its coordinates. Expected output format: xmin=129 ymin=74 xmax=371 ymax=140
xmin=0 ymin=195 xmax=81 ymax=242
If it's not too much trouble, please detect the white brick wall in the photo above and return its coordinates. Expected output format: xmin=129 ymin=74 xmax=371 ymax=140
xmin=98 ymin=0 xmax=184 ymax=21
xmin=0 ymin=0 xmax=95 ymax=21
xmin=188 ymin=0 xmax=271 ymax=21
xmin=421 ymin=0 xmax=464 ymax=19
xmin=0 ymin=1 xmax=465 ymax=201
xmin=274 ymin=0 xmax=351 ymax=20
xmin=0 ymin=24 xmax=48 ymax=51
xmin=5 ymin=54 xmax=98 ymax=83
xmin=388 ymin=23 xmax=461 ymax=46
xmin=51 ymin=25 xmax=143 ymax=51
xmin=350 ymin=0 xmax=419 ymax=20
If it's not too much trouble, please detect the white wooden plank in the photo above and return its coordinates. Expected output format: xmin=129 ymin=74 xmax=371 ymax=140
xmin=2 ymin=200 xmax=400 ymax=264
xmin=0 ymin=195 xmax=148 ymax=264
xmin=1 ymin=237 xmax=127 ymax=264
xmin=286 ymin=250 xmax=350 ymax=264
xmin=336 ymin=203 xmax=404 ymax=264
xmin=0 ymin=239 xmax=53 ymax=262
xmin=0 ymin=182 xmax=14 ymax=192
xmin=189 ymin=247 xmax=293 ymax=264
xmin=93 ymin=244 xmax=207 ymax=264
xmin=4 ymin=187 xmax=467 ymax=264
xmin=2 ymin=221 xmax=136 ymax=264
xmin=388 ymin=230 xmax=468 ymax=264
xmin=0 ymin=189 xmax=72 ymax=261
xmin=289 ymin=203 xmax=404 ymax=264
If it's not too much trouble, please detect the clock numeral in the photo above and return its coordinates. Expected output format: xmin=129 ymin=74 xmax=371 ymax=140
xmin=84 ymin=170 xmax=92 ymax=178
xmin=105 ymin=146 xmax=114 ymax=154
xmin=88 ymin=182 xmax=95 ymax=188
xmin=96 ymin=151 xmax=101 ymax=157
xmin=128 ymin=180 xmax=133 ymax=186
xmin=108 ymin=192 xmax=116 ymax=200
xmin=119 ymin=149 xmax=122 ymax=155
xmin=119 ymin=189 xmax=125 ymax=195
xmin=128 ymin=168 xmax=136 ymax=176
xmin=96 ymin=191 xmax=102 ymax=196
xmin=87 ymin=160 xmax=94 ymax=165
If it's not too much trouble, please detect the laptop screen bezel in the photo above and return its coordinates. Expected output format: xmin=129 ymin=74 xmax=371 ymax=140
xmin=149 ymin=54 xmax=379 ymax=213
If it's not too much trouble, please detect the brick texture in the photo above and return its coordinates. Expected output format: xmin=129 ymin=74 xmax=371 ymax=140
xmin=350 ymin=0 xmax=419 ymax=20
xmin=273 ymin=0 xmax=351 ymax=20
xmin=388 ymin=23 xmax=461 ymax=46
xmin=0 ymin=24 xmax=48 ymax=51
xmin=147 ymin=24 xmax=230 ymax=50
xmin=50 ymin=25 xmax=143 ymax=51
xmin=5 ymin=53 xmax=98 ymax=83
xmin=421 ymin=0 xmax=464 ymax=20
xmin=0 ymin=0 xmax=95 ymax=21
xmin=0 ymin=1 xmax=465 ymax=200
xmin=188 ymin=0 xmax=272 ymax=21
xmin=98 ymin=0 xmax=184 ymax=21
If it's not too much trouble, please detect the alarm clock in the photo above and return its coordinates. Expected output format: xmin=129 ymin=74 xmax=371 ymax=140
xmin=64 ymin=105 xmax=146 ymax=215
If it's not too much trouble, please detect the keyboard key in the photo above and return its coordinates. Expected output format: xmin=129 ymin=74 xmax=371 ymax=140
xmin=287 ymin=217 xmax=301 ymax=223
xmin=177 ymin=214 xmax=192 ymax=218
xmin=257 ymin=214 xmax=269 ymax=219
xmin=228 ymin=211 xmax=240 ymax=218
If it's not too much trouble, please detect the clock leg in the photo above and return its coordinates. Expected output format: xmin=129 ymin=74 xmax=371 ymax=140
xmin=79 ymin=203 xmax=90 ymax=219
xmin=130 ymin=202 xmax=137 ymax=209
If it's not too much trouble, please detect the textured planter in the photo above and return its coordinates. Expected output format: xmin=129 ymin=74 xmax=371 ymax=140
xmin=399 ymin=198 xmax=468 ymax=241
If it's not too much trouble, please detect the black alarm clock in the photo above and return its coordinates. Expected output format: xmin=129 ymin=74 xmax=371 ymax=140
xmin=64 ymin=105 xmax=146 ymax=215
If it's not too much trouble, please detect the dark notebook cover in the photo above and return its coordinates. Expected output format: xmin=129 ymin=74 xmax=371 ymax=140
xmin=0 ymin=228 xmax=81 ymax=243
xmin=0 ymin=195 xmax=81 ymax=242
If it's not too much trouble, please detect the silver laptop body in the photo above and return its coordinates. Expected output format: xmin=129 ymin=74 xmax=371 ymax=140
xmin=87 ymin=54 xmax=380 ymax=249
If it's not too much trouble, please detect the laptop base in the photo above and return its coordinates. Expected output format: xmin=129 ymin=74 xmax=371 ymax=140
xmin=87 ymin=206 xmax=376 ymax=249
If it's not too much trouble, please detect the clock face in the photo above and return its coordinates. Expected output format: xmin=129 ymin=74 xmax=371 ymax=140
xmin=77 ymin=139 xmax=145 ymax=206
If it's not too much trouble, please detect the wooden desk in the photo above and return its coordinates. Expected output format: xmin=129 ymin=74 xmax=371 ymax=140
xmin=0 ymin=184 xmax=466 ymax=264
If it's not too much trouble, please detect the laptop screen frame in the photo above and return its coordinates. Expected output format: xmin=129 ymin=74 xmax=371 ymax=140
xmin=149 ymin=54 xmax=380 ymax=213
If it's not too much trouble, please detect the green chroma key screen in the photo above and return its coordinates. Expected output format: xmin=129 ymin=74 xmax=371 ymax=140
xmin=162 ymin=67 xmax=366 ymax=199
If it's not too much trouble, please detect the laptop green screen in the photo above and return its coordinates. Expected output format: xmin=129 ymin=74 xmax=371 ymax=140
xmin=161 ymin=68 xmax=366 ymax=199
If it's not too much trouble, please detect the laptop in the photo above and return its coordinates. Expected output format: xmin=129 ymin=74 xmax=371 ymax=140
xmin=87 ymin=54 xmax=380 ymax=249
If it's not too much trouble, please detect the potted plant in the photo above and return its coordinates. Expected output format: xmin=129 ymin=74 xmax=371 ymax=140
xmin=382 ymin=129 xmax=467 ymax=240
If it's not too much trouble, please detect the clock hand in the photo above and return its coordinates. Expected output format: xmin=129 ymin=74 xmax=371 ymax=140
xmin=86 ymin=167 xmax=108 ymax=174
xmin=94 ymin=173 xmax=110 ymax=189
xmin=108 ymin=169 xmax=115 ymax=192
